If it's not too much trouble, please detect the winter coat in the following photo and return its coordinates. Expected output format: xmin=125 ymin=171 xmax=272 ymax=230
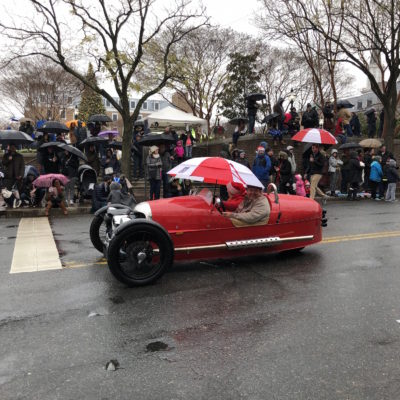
xmin=87 ymin=150 xmax=100 ymax=175
xmin=43 ymin=153 xmax=60 ymax=174
xmin=348 ymin=153 xmax=363 ymax=184
xmin=378 ymin=150 xmax=394 ymax=166
xmin=328 ymin=156 xmax=343 ymax=173
xmin=367 ymin=113 xmax=377 ymax=135
xmin=160 ymin=151 xmax=172 ymax=172
xmin=219 ymin=144 xmax=231 ymax=159
xmin=252 ymin=154 xmax=272 ymax=181
xmin=286 ymin=153 xmax=297 ymax=174
xmin=146 ymin=155 xmax=162 ymax=180
xmin=338 ymin=108 xmax=352 ymax=125
xmin=386 ymin=165 xmax=400 ymax=183
xmin=230 ymin=194 xmax=270 ymax=225
xmin=370 ymin=160 xmax=383 ymax=182
xmin=61 ymin=154 xmax=79 ymax=178
xmin=276 ymin=152 xmax=292 ymax=185
xmin=273 ymin=98 xmax=285 ymax=120
xmin=103 ymin=155 xmax=121 ymax=174
xmin=237 ymin=157 xmax=250 ymax=169
xmin=350 ymin=114 xmax=361 ymax=136
xmin=309 ymin=151 xmax=325 ymax=175
xmin=2 ymin=151 xmax=25 ymax=181
xmin=295 ymin=175 xmax=306 ymax=197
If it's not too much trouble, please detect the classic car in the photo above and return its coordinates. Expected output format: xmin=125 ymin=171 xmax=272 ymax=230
xmin=90 ymin=183 xmax=327 ymax=287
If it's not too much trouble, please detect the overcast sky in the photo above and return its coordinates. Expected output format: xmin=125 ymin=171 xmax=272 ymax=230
xmin=0 ymin=0 xmax=364 ymax=119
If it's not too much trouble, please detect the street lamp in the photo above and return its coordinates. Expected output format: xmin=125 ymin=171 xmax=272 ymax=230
xmin=319 ymin=117 xmax=324 ymax=129
xmin=289 ymin=88 xmax=296 ymax=110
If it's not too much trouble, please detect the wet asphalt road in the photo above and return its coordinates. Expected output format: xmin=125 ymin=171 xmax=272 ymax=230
xmin=1 ymin=201 xmax=400 ymax=399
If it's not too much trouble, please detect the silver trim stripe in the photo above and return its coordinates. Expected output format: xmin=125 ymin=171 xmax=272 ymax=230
xmin=174 ymin=235 xmax=314 ymax=253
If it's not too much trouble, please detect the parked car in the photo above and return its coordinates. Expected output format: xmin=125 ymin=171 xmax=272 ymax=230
xmin=90 ymin=184 xmax=327 ymax=286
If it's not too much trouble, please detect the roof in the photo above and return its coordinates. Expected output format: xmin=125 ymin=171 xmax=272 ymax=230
xmin=144 ymin=106 xmax=208 ymax=128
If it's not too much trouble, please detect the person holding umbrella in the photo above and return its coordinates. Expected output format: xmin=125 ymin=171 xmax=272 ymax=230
xmin=307 ymin=144 xmax=328 ymax=200
xmin=1 ymin=144 xmax=25 ymax=190
xmin=146 ymin=146 xmax=162 ymax=200
xmin=43 ymin=147 xmax=60 ymax=174
xmin=45 ymin=178 xmax=68 ymax=216
xmin=61 ymin=150 xmax=79 ymax=205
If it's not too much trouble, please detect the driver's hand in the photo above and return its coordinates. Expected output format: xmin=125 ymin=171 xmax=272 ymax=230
xmin=222 ymin=211 xmax=232 ymax=218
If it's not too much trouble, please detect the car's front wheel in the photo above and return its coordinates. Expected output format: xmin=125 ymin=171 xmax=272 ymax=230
xmin=89 ymin=214 xmax=107 ymax=253
xmin=107 ymin=222 xmax=174 ymax=286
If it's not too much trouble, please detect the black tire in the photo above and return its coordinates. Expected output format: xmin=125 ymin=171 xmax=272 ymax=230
xmin=90 ymin=214 xmax=107 ymax=253
xmin=107 ymin=222 xmax=174 ymax=286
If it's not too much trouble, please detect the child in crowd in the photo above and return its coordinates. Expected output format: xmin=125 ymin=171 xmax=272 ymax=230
xmin=295 ymin=174 xmax=306 ymax=197
xmin=385 ymin=159 xmax=399 ymax=202
xmin=304 ymin=179 xmax=311 ymax=197
xmin=174 ymin=140 xmax=185 ymax=163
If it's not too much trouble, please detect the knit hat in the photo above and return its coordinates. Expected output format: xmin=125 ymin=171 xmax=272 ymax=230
xmin=286 ymin=145 xmax=294 ymax=151
xmin=149 ymin=145 xmax=158 ymax=154
xmin=110 ymin=181 xmax=122 ymax=191
xmin=226 ymin=181 xmax=246 ymax=195
xmin=257 ymin=146 xmax=265 ymax=152
xmin=331 ymin=148 xmax=338 ymax=155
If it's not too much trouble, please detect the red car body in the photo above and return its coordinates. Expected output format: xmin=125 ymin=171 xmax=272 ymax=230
xmin=143 ymin=189 xmax=323 ymax=261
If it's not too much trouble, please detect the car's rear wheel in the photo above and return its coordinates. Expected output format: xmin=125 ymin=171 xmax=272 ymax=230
xmin=90 ymin=214 xmax=107 ymax=253
xmin=107 ymin=223 xmax=173 ymax=286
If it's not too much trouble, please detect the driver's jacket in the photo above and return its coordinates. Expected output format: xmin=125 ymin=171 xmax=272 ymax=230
xmin=230 ymin=195 xmax=270 ymax=225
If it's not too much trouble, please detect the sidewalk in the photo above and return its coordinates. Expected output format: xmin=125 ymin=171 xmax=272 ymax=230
xmin=0 ymin=204 xmax=92 ymax=218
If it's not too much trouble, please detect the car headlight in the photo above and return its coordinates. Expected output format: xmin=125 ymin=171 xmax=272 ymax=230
xmin=133 ymin=202 xmax=152 ymax=220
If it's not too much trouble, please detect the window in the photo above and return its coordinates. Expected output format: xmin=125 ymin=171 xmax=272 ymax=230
xmin=112 ymin=113 xmax=118 ymax=121
xmin=367 ymin=99 xmax=372 ymax=107
xmin=357 ymin=101 xmax=362 ymax=110
xmin=154 ymin=102 xmax=160 ymax=111
xmin=130 ymin=100 xmax=136 ymax=109
xmin=60 ymin=109 xmax=66 ymax=119
xmin=142 ymin=101 xmax=148 ymax=110
xmin=105 ymin=99 xmax=111 ymax=107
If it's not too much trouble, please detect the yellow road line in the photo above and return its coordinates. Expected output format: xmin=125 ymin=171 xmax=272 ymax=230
xmin=321 ymin=230 xmax=400 ymax=244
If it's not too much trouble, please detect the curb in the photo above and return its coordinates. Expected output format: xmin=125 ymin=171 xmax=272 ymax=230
xmin=0 ymin=206 xmax=92 ymax=218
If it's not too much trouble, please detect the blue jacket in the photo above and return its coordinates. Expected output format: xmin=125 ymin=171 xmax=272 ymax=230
xmin=369 ymin=161 xmax=383 ymax=182
xmin=252 ymin=154 xmax=271 ymax=181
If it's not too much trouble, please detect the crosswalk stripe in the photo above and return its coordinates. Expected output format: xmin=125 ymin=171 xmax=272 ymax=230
xmin=10 ymin=218 xmax=62 ymax=274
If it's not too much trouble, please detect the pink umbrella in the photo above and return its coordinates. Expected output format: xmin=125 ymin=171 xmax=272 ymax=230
xmin=292 ymin=128 xmax=337 ymax=145
xmin=98 ymin=130 xmax=119 ymax=137
xmin=33 ymin=173 xmax=69 ymax=188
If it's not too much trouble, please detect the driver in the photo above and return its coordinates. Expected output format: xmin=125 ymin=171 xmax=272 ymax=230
xmin=222 ymin=185 xmax=270 ymax=225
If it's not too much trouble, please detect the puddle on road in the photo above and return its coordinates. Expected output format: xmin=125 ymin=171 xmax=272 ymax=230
xmin=146 ymin=341 xmax=169 ymax=352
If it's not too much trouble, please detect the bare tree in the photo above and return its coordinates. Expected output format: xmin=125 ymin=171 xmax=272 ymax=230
xmin=168 ymin=27 xmax=248 ymax=133
xmin=0 ymin=0 xmax=208 ymax=176
xmin=259 ymin=0 xmax=400 ymax=150
xmin=0 ymin=58 xmax=82 ymax=120
xmin=257 ymin=0 xmax=346 ymax=110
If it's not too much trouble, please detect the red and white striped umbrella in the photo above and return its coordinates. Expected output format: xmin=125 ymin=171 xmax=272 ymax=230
xmin=292 ymin=128 xmax=337 ymax=144
xmin=168 ymin=157 xmax=264 ymax=189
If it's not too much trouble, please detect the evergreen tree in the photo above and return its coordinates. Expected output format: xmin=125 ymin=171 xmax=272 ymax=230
xmin=78 ymin=63 xmax=105 ymax=122
xmin=220 ymin=52 xmax=261 ymax=119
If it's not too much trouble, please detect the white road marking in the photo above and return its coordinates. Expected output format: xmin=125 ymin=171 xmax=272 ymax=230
xmin=10 ymin=218 xmax=62 ymax=273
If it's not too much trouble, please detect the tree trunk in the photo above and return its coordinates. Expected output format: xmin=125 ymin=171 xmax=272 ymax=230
xmin=383 ymin=107 xmax=396 ymax=153
xmin=121 ymin=115 xmax=134 ymax=180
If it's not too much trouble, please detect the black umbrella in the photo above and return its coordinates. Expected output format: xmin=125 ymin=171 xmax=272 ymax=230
xmin=0 ymin=130 xmax=34 ymax=145
xmin=39 ymin=141 xmax=65 ymax=150
xmin=337 ymin=100 xmax=354 ymax=109
xmin=88 ymin=114 xmax=112 ymax=123
xmin=38 ymin=121 xmax=69 ymax=134
xmin=364 ymin=107 xmax=376 ymax=116
xmin=261 ymin=112 xmax=280 ymax=123
xmin=59 ymin=143 xmax=88 ymax=162
xmin=246 ymin=93 xmax=266 ymax=101
xmin=134 ymin=119 xmax=145 ymax=127
xmin=339 ymin=142 xmax=362 ymax=150
xmin=107 ymin=141 xmax=123 ymax=149
xmin=137 ymin=133 xmax=176 ymax=147
xmin=228 ymin=117 xmax=249 ymax=125
xmin=80 ymin=136 xmax=109 ymax=145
